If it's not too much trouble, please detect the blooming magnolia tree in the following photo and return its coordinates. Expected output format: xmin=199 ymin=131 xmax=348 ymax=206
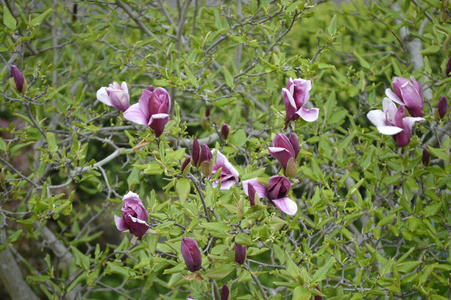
xmin=1 ymin=1 xmax=450 ymax=299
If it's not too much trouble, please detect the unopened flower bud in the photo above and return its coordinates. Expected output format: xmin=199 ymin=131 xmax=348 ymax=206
xmin=199 ymin=144 xmax=213 ymax=176
xmin=285 ymin=157 xmax=298 ymax=178
xmin=446 ymin=56 xmax=451 ymax=77
xmin=234 ymin=243 xmax=247 ymax=265
xmin=221 ymin=284 xmax=229 ymax=300
xmin=435 ymin=97 xmax=448 ymax=120
xmin=422 ymin=148 xmax=431 ymax=166
xmin=314 ymin=285 xmax=323 ymax=300
xmin=205 ymin=106 xmax=211 ymax=118
xmin=221 ymin=123 xmax=230 ymax=140
xmin=181 ymin=237 xmax=202 ymax=272
xmin=181 ymin=156 xmax=191 ymax=176
xmin=10 ymin=65 xmax=27 ymax=94
xmin=192 ymin=138 xmax=200 ymax=167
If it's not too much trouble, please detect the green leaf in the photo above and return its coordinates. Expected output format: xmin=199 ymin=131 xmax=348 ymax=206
xmin=230 ymin=129 xmax=247 ymax=148
xmin=3 ymin=6 xmax=16 ymax=30
xmin=184 ymin=65 xmax=197 ymax=85
xmin=327 ymin=15 xmax=337 ymax=35
xmin=397 ymin=261 xmax=421 ymax=273
xmin=0 ymin=137 xmax=7 ymax=152
xmin=328 ymin=109 xmax=347 ymax=124
xmin=224 ymin=68 xmax=233 ymax=88
xmin=427 ymin=146 xmax=449 ymax=161
xmin=202 ymin=222 xmax=231 ymax=239
xmin=312 ymin=257 xmax=336 ymax=282
xmin=30 ymin=8 xmax=53 ymax=27
xmin=105 ymin=261 xmax=135 ymax=277
xmin=235 ymin=232 xmax=252 ymax=246
xmin=419 ymin=45 xmax=440 ymax=55
xmin=176 ymin=178 xmax=190 ymax=204
xmin=293 ymin=286 xmax=312 ymax=300
xmin=71 ymin=246 xmax=90 ymax=270
xmin=46 ymin=132 xmax=58 ymax=153
xmin=353 ymin=51 xmax=370 ymax=69
xmin=204 ymin=264 xmax=234 ymax=280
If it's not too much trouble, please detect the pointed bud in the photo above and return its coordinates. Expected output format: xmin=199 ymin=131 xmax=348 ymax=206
xmin=181 ymin=237 xmax=202 ymax=272
xmin=422 ymin=148 xmax=430 ymax=166
xmin=181 ymin=156 xmax=192 ymax=176
xmin=199 ymin=144 xmax=213 ymax=176
xmin=446 ymin=56 xmax=451 ymax=77
xmin=205 ymin=106 xmax=211 ymax=118
xmin=235 ymin=243 xmax=247 ymax=265
xmin=285 ymin=157 xmax=298 ymax=178
xmin=314 ymin=286 xmax=323 ymax=300
xmin=221 ymin=284 xmax=229 ymax=300
xmin=10 ymin=65 xmax=27 ymax=94
xmin=192 ymin=138 xmax=200 ymax=167
xmin=221 ymin=123 xmax=230 ymax=140
xmin=435 ymin=97 xmax=448 ymax=120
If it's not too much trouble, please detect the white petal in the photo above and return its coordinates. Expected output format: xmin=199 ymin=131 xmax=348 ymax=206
xmin=367 ymin=110 xmax=387 ymax=128
xmin=385 ymin=88 xmax=404 ymax=105
xmin=96 ymin=87 xmax=112 ymax=106
xmin=376 ymin=126 xmax=403 ymax=135
xmin=272 ymin=197 xmax=298 ymax=216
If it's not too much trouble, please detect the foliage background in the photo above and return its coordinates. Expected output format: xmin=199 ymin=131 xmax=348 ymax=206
xmin=0 ymin=0 xmax=450 ymax=299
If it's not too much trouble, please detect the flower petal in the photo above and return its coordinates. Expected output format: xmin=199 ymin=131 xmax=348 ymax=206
xmin=242 ymin=178 xmax=268 ymax=199
xmin=367 ymin=110 xmax=387 ymax=128
xmin=385 ymin=88 xmax=404 ymax=106
xmin=283 ymin=88 xmax=298 ymax=120
xmin=97 ymin=87 xmax=112 ymax=106
xmin=148 ymin=113 xmax=169 ymax=137
xmin=268 ymin=147 xmax=292 ymax=170
xmin=114 ymin=215 xmax=128 ymax=231
xmin=376 ymin=126 xmax=404 ymax=135
xmin=297 ymin=107 xmax=319 ymax=122
xmin=272 ymin=197 xmax=297 ymax=216
xmin=124 ymin=104 xmax=149 ymax=126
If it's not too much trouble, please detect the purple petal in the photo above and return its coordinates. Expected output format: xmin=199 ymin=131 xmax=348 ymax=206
xmin=268 ymin=147 xmax=292 ymax=170
xmin=211 ymin=150 xmax=239 ymax=180
xmin=385 ymin=89 xmax=404 ymax=106
xmin=242 ymin=178 xmax=268 ymax=199
xmin=272 ymin=197 xmax=298 ymax=216
xmin=192 ymin=138 xmax=200 ymax=167
xmin=148 ymin=113 xmax=169 ymax=137
xmin=272 ymin=133 xmax=296 ymax=157
xmin=150 ymin=87 xmax=171 ymax=115
xmin=289 ymin=133 xmax=300 ymax=158
xmin=124 ymin=103 xmax=149 ymax=125
xmin=138 ymin=89 xmax=153 ymax=120
xmin=114 ymin=215 xmax=128 ymax=231
xmin=291 ymin=78 xmax=312 ymax=107
xmin=268 ymin=176 xmax=291 ymax=199
xmin=283 ymin=88 xmax=298 ymax=120
xmin=297 ymin=107 xmax=319 ymax=122
xmin=181 ymin=237 xmax=202 ymax=272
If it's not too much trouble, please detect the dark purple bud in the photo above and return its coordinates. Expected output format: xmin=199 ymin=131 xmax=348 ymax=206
xmin=248 ymin=183 xmax=256 ymax=206
xmin=199 ymin=144 xmax=213 ymax=176
xmin=221 ymin=284 xmax=229 ymax=300
xmin=205 ymin=106 xmax=211 ymax=118
xmin=235 ymin=243 xmax=247 ymax=265
xmin=192 ymin=138 xmax=200 ymax=167
xmin=200 ymin=144 xmax=212 ymax=163
xmin=181 ymin=156 xmax=191 ymax=176
xmin=221 ymin=123 xmax=230 ymax=140
xmin=446 ymin=56 xmax=451 ymax=77
xmin=10 ymin=65 xmax=27 ymax=94
xmin=288 ymin=133 xmax=300 ymax=158
xmin=314 ymin=285 xmax=323 ymax=300
xmin=422 ymin=148 xmax=430 ymax=166
xmin=436 ymin=97 xmax=448 ymax=120
xmin=181 ymin=237 xmax=202 ymax=272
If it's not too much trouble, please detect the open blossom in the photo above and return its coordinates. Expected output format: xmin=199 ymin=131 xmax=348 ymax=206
xmin=211 ymin=150 xmax=239 ymax=190
xmin=114 ymin=192 xmax=149 ymax=238
xmin=268 ymin=133 xmax=300 ymax=177
xmin=283 ymin=78 xmax=319 ymax=122
xmin=181 ymin=237 xmax=202 ymax=272
xmin=367 ymin=98 xmax=424 ymax=147
xmin=10 ymin=65 xmax=27 ymax=94
xmin=385 ymin=76 xmax=424 ymax=117
xmin=124 ymin=86 xmax=171 ymax=137
xmin=96 ymin=81 xmax=130 ymax=112
xmin=242 ymin=176 xmax=298 ymax=216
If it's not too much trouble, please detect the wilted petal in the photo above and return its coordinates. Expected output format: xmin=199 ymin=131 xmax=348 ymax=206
xmin=272 ymin=197 xmax=297 ymax=216
xmin=124 ymin=103 xmax=149 ymax=126
xmin=242 ymin=178 xmax=268 ymax=199
xmin=148 ymin=113 xmax=169 ymax=137
xmin=181 ymin=237 xmax=202 ymax=272
xmin=297 ymin=107 xmax=319 ymax=122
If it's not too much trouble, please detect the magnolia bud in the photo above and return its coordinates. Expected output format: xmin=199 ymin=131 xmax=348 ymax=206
xmin=221 ymin=284 xmax=229 ymax=300
xmin=314 ymin=285 xmax=323 ymax=300
xmin=10 ymin=65 xmax=27 ymax=94
xmin=435 ymin=97 xmax=448 ymax=120
xmin=234 ymin=243 xmax=247 ymax=265
xmin=181 ymin=156 xmax=191 ymax=176
xmin=192 ymin=138 xmax=200 ymax=167
xmin=285 ymin=157 xmax=298 ymax=178
xmin=205 ymin=106 xmax=211 ymax=118
xmin=181 ymin=237 xmax=202 ymax=272
xmin=199 ymin=144 xmax=213 ymax=176
xmin=446 ymin=56 xmax=451 ymax=77
xmin=422 ymin=148 xmax=430 ymax=166
xmin=221 ymin=123 xmax=230 ymax=140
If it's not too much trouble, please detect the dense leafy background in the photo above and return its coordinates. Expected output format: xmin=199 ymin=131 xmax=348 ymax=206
xmin=0 ymin=0 xmax=450 ymax=299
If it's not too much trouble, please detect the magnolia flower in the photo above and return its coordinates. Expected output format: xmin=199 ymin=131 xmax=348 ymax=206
xmin=235 ymin=243 xmax=247 ymax=265
xmin=242 ymin=176 xmax=298 ymax=216
xmin=124 ymin=86 xmax=171 ymax=137
xmin=211 ymin=149 xmax=239 ymax=190
xmin=283 ymin=78 xmax=319 ymax=122
xmin=367 ymin=98 xmax=424 ymax=147
xmin=385 ymin=76 xmax=424 ymax=117
xmin=181 ymin=237 xmax=202 ymax=272
xmin=435 ymin=97 xmax=448 ymax=120
xmin=268 ymin=133 xmax=300 ymax=177
xmin=96 ymin=81 xmax=130 ymax=112
xmin=114 ymin=192 xmax=149 ymax=238
xmin=10 ymin=65 xmax=27 ymax=94
xmin=191 ymin=138 xmax=213 ymax=176
xmin=221 ymin=284 xmax=230 ymax=300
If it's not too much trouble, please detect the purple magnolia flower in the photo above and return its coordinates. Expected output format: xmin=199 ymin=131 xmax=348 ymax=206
xmin=268 ymin=133 xmax=300 ymax=177
xmin=367 ymin=98 xmax=424 ymax=147
xmin=10 ymin=65 xmax=27 ymax=94
xmin=181 ymin=237 xmax=202 ymax=272
xmin=211 ymin=149 xmax=239 ymax=190
xmin=242 ymin=176 xmax=298 ymax=216
xmin=283 ymin=78 xmax=319 ymax=122
xmin=436 ymin=97 xmax=448 ymax=120
xmin=96 ymin=81 xmax=130 ymax=112
xmin=385 ymin=76 xmax=424 ymax=117
xmin=221 ymin=284 xmax=230 ymax=300
xmin=114 ymin=191 xmax=149 ymax=238
xmin=234 ymin=243 xmax=247 ymax=265
xmin=124 ymin=86 xmax=171 ymax=137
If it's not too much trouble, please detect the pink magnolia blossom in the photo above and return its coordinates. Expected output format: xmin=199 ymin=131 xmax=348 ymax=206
xmin=96 ymin=81 xmax=130 ymax=112
xmin=242 ymin=176 xmax=298 ymax=216
xmin=283 ymin=78 xmax=319 ymax=122
xmin=385 ymin=76 xmax=424 ymax=117
xmin=181 ymin=237 xmax=202 ymax=272
xmin=211 ymin=149 xmax=239 ymax=190
xmin=367 ymin=98 xmax=424 ymax=147
xmin=114 ymin=192 xmax=149 ymax=238
xmin=124 ymin=86 xmax=171 ymax=137
xmin=268 ymin=133 xmax=300 ymax=177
